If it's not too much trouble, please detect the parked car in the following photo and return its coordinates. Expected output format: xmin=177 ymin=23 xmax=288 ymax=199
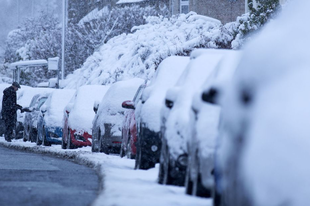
xmin=36 ymin=89 xmax=76 ymax=146
xmin=17 ymin=87 xmax=54 ymax=140
xmin=134 ymin=56 xmax=190 ymax=170
xmin=92 ymin=78 xmax=144 ymax=154
xmin=158 ymin=49 xmax=230 ymax=186
xmin=23 ymin=92 xmax=51 ymax=142
xmin=62 ymin=85 xmax=108 ymax=149
xmin=185 ymin=50 xmax=241 ymax=198
xmin=120 ymin=83 xmax=146 ymax=159
xmin=213 ymin=2 xmax=310 ymax=206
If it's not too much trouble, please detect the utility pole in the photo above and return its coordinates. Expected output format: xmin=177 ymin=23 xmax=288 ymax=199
xmin=61 ymin=0 xmax=67 ymax=80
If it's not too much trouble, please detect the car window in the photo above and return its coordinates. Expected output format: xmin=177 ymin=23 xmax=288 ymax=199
xmin=133 ymin=84 xmax=145 ymax=104
xmin=36 ymin=97 xmax=48 ymax=110
xmin=29 ymin=95 xmax=39 ymax=107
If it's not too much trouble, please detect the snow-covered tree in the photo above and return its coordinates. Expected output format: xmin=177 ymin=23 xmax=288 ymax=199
xmin=230 ymin=0 xmax=280 ymax=49
xmin=65 ymin=5 xmax=169 ymax=76
xmin=64 ymin=12 xmax=233 ymax=89
xmin=3 ymin=10 xmax=61 ymax=86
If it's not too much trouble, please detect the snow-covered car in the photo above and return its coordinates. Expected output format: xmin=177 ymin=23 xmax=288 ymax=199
xmin=92 ymin=78 xmax=144 ymax=154
xmin=23 ymin=92 xmax=52 ymax=142
xmin=62 ymin=85 xmax=108 ymax=149
xmin=120 ymin=83 xmax=146 ymax=159
xmin=158 ymin=49 xmax=230 ymax=186
xmin=36 ymin=89 xmax=76 ymax=146
xmin=213 ymin=2 xmax=310 ymax=206
xmin=185 ymin=50 xmax=242 ymax=197
xmin=134 ymin=56 xmax=190 ymax=170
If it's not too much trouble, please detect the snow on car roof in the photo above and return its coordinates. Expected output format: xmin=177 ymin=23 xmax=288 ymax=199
xmin=43 ymin=89 xmax=76 ymax=127
xmin=138 ymin=56 xmax=190 ymax=132
xmin=97 ymin=78 xmax=144 ymax=121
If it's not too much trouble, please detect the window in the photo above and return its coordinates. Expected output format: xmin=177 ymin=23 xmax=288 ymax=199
xmin=180 ymin=0 xmax=189 ymax=14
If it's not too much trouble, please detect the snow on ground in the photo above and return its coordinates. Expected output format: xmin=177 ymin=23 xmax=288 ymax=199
xmin=0 ymin=137 xmax=211 ymax=206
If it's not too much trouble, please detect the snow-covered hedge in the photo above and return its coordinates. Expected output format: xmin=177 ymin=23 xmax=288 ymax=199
xmin=64 ymin=12 xmax=235 ymax=89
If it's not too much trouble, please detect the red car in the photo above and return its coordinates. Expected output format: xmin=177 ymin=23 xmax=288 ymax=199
xmin=120 ymin=84 xmax=145 ymax=159
xmin=61 ymin=85 xmax=108 ymax=149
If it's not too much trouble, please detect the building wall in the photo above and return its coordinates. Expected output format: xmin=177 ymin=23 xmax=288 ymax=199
xmin=171 ymin=0 xmax=246 ymax=24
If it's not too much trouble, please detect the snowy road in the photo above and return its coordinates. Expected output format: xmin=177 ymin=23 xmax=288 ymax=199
xmin=0 ymin=137 xmax=212 ymax=206
xmin=0 ymin=145 xmax=99 ymax=206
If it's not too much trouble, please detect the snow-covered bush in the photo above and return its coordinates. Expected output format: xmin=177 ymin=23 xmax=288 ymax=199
xmin=231 ymin=0 xmax=281 ymax=49
xmin=3 ymin=11 xmax=61 ymax=86
xmin=65 ymin=5 xmax=168 ymax=76
xmin=64 ymin=12 xmax=234 ymax=89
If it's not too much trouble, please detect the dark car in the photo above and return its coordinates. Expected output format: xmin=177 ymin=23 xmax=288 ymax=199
xmin=120 ymin=83 xmax=146 ymax=159
xmin=134 ymin=56 xmax=189 ymax=170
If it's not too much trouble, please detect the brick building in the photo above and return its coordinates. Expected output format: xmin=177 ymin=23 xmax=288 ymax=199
xmin=170 ymin=0 xmax=246 ymax=24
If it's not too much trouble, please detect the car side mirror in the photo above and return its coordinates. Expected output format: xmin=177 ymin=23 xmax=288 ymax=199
xmin=93 ymin=101 xmax=99 ymax=114
xmin=40 ymin=105 xmax=47 ymax=115
xmin=202 ymin=87 xmax=218 ymax=104
xmin=165 ymin=99 xmax=173 ymax=109
xmin=122 ymin=100 xmax=135 ymax=110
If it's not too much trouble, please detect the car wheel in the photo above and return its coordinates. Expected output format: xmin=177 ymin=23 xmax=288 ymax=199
xmin=92 ymin=130 xmax=99 ymax=153
xmin=158 ymin=160 xmax=165 ymax=184
xmin=67 ymin=129 xmax=75 ymax=149
xmin=185 ymin=165 xmax=194 ymax=195
xmin=61 ymin=135 xmax=67 ymax=149
xmin=126 ymin=134 xmax=134 ymax=159
xmin=22 ymin=128 xmax=28 ymax=142
xmin=30 ymin=128 xmax=37 ymax=143
xmin=136 ymin=136 xmax=154 ymax=170
xmin=192 ymin=153 xmax=211 ymax=197
xmin=36 ymin=130 xmax=42 ymax=146
xmin=101 ymin=139 xmax=109 ymax=154
xmin=42 ymin=127 xmax=51 ymax=146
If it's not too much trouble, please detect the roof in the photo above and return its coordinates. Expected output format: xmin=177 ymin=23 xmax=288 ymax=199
xmin=116 ymin=0 xmax=145 ymax=4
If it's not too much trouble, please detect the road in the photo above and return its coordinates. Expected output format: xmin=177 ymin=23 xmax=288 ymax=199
xmin=0 ymin=145 xmax=99 ymax=206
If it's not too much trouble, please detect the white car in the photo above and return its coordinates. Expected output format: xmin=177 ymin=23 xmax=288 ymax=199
xmin=92 ymin=78 xmax=144 ymax=154
xmin=214 ymin=1 xmax=310 ymax=206
xmin=185 ymin=50 xmax=242 ymax=197
xmin=159 ymin=49 xmax=231 ymax=186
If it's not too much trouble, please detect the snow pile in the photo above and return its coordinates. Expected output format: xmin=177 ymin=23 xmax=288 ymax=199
xmin=0 ymin=137 xmax=212 ymax=206
xmin=64 ymin=12 xmax=233 ymax=89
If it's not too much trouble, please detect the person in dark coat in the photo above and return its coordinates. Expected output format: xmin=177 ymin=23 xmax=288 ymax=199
xmin=1 ymin=82 xmax=23 ymax=142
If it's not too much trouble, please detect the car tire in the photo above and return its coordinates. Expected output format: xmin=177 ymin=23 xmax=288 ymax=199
xmin=67 ymin=129 xmax=75 ymax=149
xmin=192 ymin=156 xmax=211 ymax=197
xmin=126 ymin=134 xmax=134 ymax=159
xmin=185 ymin=166 xmax=194 ymax=195
xmin=22 ymin=128 xmax=28 ymax=142
xmin=42 ymin=127 xmax=51 ymax=146
xmin=30 ymin=128 xmax=37 ymax=142
xmin=92 ymin=131 xmax=99 ymax=153
xmin=36 ymin=130 xmax=42 ymax=145
xmin=61 ymin=135 xmax=67 ymax=149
